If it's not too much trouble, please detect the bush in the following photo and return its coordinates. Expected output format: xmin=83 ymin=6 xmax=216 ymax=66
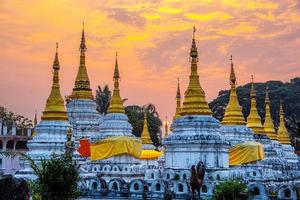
xmin=213 ymin=180 xmax=247 ymax=200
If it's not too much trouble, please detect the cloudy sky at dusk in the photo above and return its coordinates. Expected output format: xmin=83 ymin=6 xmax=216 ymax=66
xmin=0 ymin=0 xmax=299 ymax=123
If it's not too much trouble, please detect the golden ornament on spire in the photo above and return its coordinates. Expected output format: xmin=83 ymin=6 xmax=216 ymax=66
xmin=107 ymin=52 xmax=125 ymax=114
xmin=141 ymin=112 xmax=152 ymax=144
xmin=278 ymin=101 xmax=291 ymax=144
xmin=173 ymin=78 xmax=182 ymax=120
xmin=246 ymin=76 xmax=265 ymax=134
xmin=70 ymin=23 xmax=94 ymax=100
xmin=263 ymin=87 xmax=277 ymax=140
xmin=180 ymin=27 xmax=212 ymax=116
xmin=222 ymin=56 xmax=246 ymax=125
xmin=41 ymin=43 xmax=68 ymax=121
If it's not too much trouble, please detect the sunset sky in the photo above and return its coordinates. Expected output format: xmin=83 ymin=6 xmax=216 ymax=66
xmin=0 ymin=0 xmax=300 ymax=123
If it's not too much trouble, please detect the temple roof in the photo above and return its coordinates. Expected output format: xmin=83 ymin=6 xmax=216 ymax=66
xmin=173 ymin=78 xmax=182 ymax=120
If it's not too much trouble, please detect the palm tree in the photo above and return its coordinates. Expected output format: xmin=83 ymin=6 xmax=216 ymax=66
xmin=95 ymin=85 xmax=111 ymax=114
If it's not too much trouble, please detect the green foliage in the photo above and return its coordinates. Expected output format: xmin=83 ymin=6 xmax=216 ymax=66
xmin=95 ymin=85 xmax=111 ymax=114
xmin=209 ymin=77 xmax=300 ymax=147
xmin=1 ymin=152 xmax=80 ymax=200
xmin=125 ymin=104 xmax=162 ymax=146
xmin=212 ymin=180 xmax=247 ymax=200
xmin=0 ymin=106 xmax=33 ymax=128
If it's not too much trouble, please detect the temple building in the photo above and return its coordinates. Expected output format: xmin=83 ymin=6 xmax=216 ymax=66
xmin=66 ymin=24 xmax=101 ymax=143
xmin=15 ymin=26 xmax=300 ymax=200
xmin=16 ymin=44 xmax=71 ymax=179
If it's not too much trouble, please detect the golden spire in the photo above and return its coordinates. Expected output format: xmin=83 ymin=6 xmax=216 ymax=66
xmin=246 ymin=76 xmax=265 ymax=134
xmin=41 ymin=43 xmax=68 ymax=121
xmin=70 ymin=23 xmax=94 ymax=100
xmin=278 ymin=101 xmax=291 ymax=144
xmin=263 ymin=87 xmax=277 ymax=140
xmin=222 ymin=56 xmax=246 ymax=125
xmin=34 ymin=110 xmax=38 ymax=127
xmin=173 ymin=78 xmax=181 ymax=120
xmin=107 ymin=52 xmax=125 ymax=114
xmin=141 ymin=112 xmax=152 ymax=144
xmin=180 ymin=26 xmax=212 ymax=116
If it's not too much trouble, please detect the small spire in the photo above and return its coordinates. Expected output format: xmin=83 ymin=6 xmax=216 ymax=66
xmin=176 ymin=77 xmax=181 ymax=99
xmin=141 ymin=111 xmax=152 ymax=145
xmin=108 ymin=52 xmax=125 ymax=114
xmin=34 ymin=110 xmax=38 ymax=127
xmin=222 ymin=55 xmax=245 ymax=125
xmin=263 ymin=86 xmax=276 ymax=140
xmin=247 ymin=75 xmax=265 ymax=134
xmin=173 ymin=78 xmax=182 ymax=120
xmin=278 ymin=101 xmax=291 ymax=144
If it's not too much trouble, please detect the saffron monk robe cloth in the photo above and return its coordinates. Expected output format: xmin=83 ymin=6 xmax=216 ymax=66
xmin=140 ymin=150 xmax=163 ymax=160
xmin=78 ymin=138 xmax=91 ymax=157
xmin=90 ymin=136 xmax=142 ymax=161
xmin=229 ymin=142 xmax=265 ymax=166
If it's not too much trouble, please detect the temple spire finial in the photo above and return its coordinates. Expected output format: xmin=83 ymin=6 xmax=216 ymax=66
xmin=193 ymin=26 xmax=196 ymax=40
xmin=80 ymin=22 xmax=86 ymax=52
xmin=222 ymin=56 xmax=245 ymax=125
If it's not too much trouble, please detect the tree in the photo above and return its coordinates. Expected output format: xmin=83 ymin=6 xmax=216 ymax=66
xmin=0 ymin=106 xmax=33 ymax=129
xmin=95 ymin=85 xmax=111 ymax=114
xmin=213 ymin=180 xmax=247 ymax=200
xmin=1 ymin=152 xmax=80 ymax=200
xmin=125 ymin=104 xmax=162 ymax=146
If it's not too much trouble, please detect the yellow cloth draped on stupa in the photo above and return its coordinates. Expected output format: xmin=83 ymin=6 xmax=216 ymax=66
xmin=140 ymin=150 xmax=163 ymax=160
xmin=229 ymin=142 xmax=265 ymax=166
xmin=90 ymin=136 xmax=142 ymax=161
xmin=180 ymin=27 xmax=212 ymax=116
xmin=222 ymin=56 xmax=246 ymax=125
xmin=41 ymin=43 xmax=68 ymax=121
